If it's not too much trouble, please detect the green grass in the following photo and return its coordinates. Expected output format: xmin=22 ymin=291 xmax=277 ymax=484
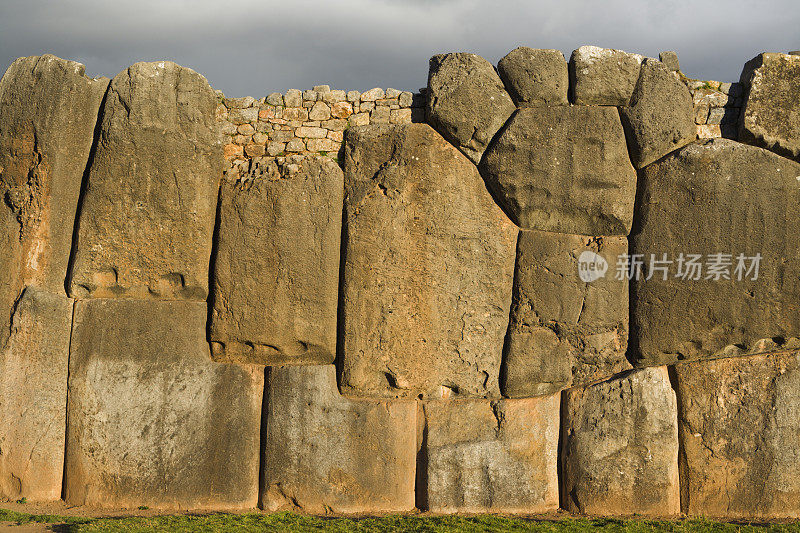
xmin=2 ymin=509 xmax=800 ymax=532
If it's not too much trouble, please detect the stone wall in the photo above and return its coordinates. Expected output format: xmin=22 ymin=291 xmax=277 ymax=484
xmin=2 ymin=46 xmax=800 ymax=518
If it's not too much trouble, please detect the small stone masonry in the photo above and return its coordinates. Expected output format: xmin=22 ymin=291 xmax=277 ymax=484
xmin=1 ymin=47 xmax=800 ymax=518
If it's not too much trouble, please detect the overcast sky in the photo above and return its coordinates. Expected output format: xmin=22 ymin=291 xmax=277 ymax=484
xmin=1 ymin=0 xmax=798 ymax=97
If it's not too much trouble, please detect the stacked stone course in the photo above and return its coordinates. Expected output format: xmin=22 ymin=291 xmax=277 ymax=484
xmin=217 ymin=84 xmax=424 ymax=182
xmin=2 ymin=46 xmax=800 ymax=519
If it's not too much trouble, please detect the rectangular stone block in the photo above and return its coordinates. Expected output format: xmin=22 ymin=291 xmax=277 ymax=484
xmin=503 ymin=230 xmax=631 ymax=397
xmin=630 ymin=139 xmax=800 ymax=365
xmin=674 ymin=352 xmax=800 ymax=518
xmin=64 ymin=299 xmax=262 ymax=510
xmin=420 ymin=395 xmax=559 ymax=513
xmin=262 ymin=365 xmax=416 ymax=513
xmin=68 ymin=62 xmax=222 ymax=300
xmin=209 ymin=156 xmax=342 ymax=365
xmin=0 ymin=55 xmax=107 ymax=345
xmin=561 ymin=367 xmax=680 ymax=517
xmin=0 ymin=287 xmax=73 ymax=501
xmin=340 ymin=124 xmax=517 ymax=399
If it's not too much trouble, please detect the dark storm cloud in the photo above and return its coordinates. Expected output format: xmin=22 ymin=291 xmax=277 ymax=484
xmin=1 ymin=0 xmax=798 ymax=97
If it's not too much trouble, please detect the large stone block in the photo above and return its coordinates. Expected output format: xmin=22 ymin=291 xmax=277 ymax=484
xmin=739 ymin=53 xmax=800 ymax=162
xmin=561 ymin=367 xmax=680 ymax=517
xmin=503 ymin=230 xmax=631 ymax=398
xmin=261 ymin=365 xmax=416 ymax=513
xmin=340 ymin=124 xmax=518 ymax=399
xmin=209 ymin=156 xmax=343 ymax=365
xmin=480 ymin=106 xmax=636 ymax=235
xmin=630 ymin=139 xmax=800 ymax=365
xmin=64 ymin=299 xmax=262 ymax=510
xmin=0 ymin=287 xmax=73 ymax=501
xmin=497 ymin=47 xmax=568 ymax=106
xmin=0 ymin=55 xmax=107 ymax=345
xmin=621 ymin=58 xmax=695 ymax=168
xmin=69 ymin=61 xmax=222 ymax=300
xmin=426 ymin=53 xmax=516 ymax=164
xmin=420 ymin=395 xmax=559 ymax=513
xmin=569 ymin=46 xmax=644 ymax=106
xmin=674 ymin=352 xmax=800 ymax=518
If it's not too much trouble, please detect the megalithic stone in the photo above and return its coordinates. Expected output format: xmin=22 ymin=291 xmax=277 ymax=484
xmin=340 ymin=124 xmax=518 ymax=399
xmin=561 ymin=367 xmax=680 ymax=516
xmin=209 ymin=155 xmax=343 ymax=365
xmin=420 ymin=395 xmax=560 ymax=513
xmin=739 ymin=52 xmax=800 ymax=162
xmin=630 ymin=138 xmax=800 ymax=365
xmin=674 ymin=352 xmax=800 ymax=518
xmin=68 ymin=61 xmax=222 ymax=300
xmin=64 ymin=299 xmax=262 ymax=510
xmin=261 ymin=365 xmax=417 ymax=513
xmin=426 ymin=53 xmax=516 ymax=164
xmin=0 ymin=55 xmax=108 ymax=346
xmin=0 ymin=287 xmax=73 ymax=501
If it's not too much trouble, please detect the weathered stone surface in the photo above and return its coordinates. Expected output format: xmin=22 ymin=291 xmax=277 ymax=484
xmin=621 ymin=58 xmax=695 ymax=168
xmin=262 ymin=365 xmax=416 ymax=513
xmin=497 ymin=47 xmax=568 ymax=106
xmin=421 ymin=395 xmax=559 ymax=513
xmin=630 ymin=139 xmax=800 ymax=365
xmin=674 ymin=352 xmax=800 ymax=518
xmin=64 ymin=299 xmax=262 ymax=510
xmin=481 ymin=106 xmax=636 ymax=235
xmin=0 ymin=287 xmax=72 ymax=501
xmin=561 ymin=367 xmax=680 ymax=516
xmin=341 ymin=124 xmax=517 ymax=399
xmin=739 ymin=53 xmax=800 ymax=161
xmin=503 ymin=230 xmax=631 ymax=398
xmin=570 ymin=46 xmax=644 ymax=105
xmin=426 ymin=53 xmax=515 ymax=164
xmin=659 ymin=51 xmax=680 ymax=72
xmin=69 ymin=61 xmax=222 ymax=300
xmin=209 ymin=156 xmax=342 ymax=365
xmin=0 ymin=55 xmax=107 ymax=346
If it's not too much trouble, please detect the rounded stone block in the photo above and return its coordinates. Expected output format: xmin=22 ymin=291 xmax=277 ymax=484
xmin=426 ymin=53 xmax=516 ymax=164
xmin=480 ymin=106 xmax=636 ymax=235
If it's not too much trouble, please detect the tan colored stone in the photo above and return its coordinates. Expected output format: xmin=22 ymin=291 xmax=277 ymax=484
xmin=360 ymin=87 xmax=385 ymax=101
xmin=562 ymin=367 xmax=680 ymax=517
xmin=341 ymin=124 xmax=517 ymax=399
xmin=64 ymin=299 xmax=262 ymax=510
xmin=389 ymin=108 xmax=412 ymax=124
xmin=0 ymin=287 xmax=72 ymax=501
xmin=426 ymin=53 xmax=515 ymax=164
xmin=421 ymin=395 xmax=559 ymax=513
xmin=69 ymin=62 xmax=221 ymax=300
xmin=308 ymin=101 xmax=331 ymax=121
xmin=306 ymin=138 xmax=340 ymax=152
xmin=330 ymin=101 xmax=353 ymax=118
xmin=503 ymin=230 xmax=631 ymax=397
xmin=349 ymin=113 xmax=370 ymax=127
xmin=0 ymin=55 xmax=107 ymax=346
xmin=262 ymin=365 xmax=416 ymax=513
xmin=630 ymin=139 xmax=800 ymax=365
xmin=283 ymin=107 xmax=309 ymax=121
xmin=480 ymin=106 xmax=636 ymax=235
xmin=674 ymin=352 xmax=800 ymax=518
xmin=739 ymin=53 xmax=800 ymax=161
xmin=295 ymin=126 xmax=327 ymax=139
xmin=210 ymin=156 xmax=342 ymax=365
